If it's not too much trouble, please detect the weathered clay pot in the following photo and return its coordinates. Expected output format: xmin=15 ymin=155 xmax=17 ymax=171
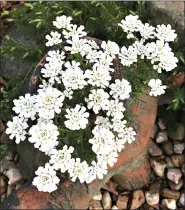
xmin=2 ymin=39 xmax=158 ymax=209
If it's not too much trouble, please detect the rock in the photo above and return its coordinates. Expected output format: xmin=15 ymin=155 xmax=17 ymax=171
xmin=0 ymin=193 xmax=6 ymax=204
xmin=158 ymin=119 xmax=167 ymax=130
xmin=0 ymin=160 xmax=16 ymax=173
xmin=0 ymin=120 xmax=5 ymax=133
xmin=173 ymin=142 xmax=185 ymax=154
xmin=116 ymin=192 xmax=129 ymax=209
xmin=111 ymin=205 xmax=118 ymax=209
xmin=142 ymin=203 xmax=156 ymax=210
xmin=161 ymin=141 xmax=173 ymax=155
xmin=92 ymin=192 xmax=102 ymax=201
xmin=149 ymin=179 xmax=162 ymax=193
xmin=178 ymin=191 xmax=185 ymax=207
xmin=0 ymin=26 xmax=34 ymax=79
xmin=181 ymin=163 xmax=185 ymax=174
xmin=168 ymin=178 xmax=183 ymax=191
xmin=170 ymin=155 xmax=185 ymax=167
xmin=3 ymin=168 xmax=23 ymax=185
xmin=165 ymin=156 xmax=175 ymax=168
xmin=167 ymin=168 xmax=182 ymax=184
xmin=102 ymin=191 xmax=112 ymax=209
xmin=148 ymin=140 xmax=163 ymax=157
xmin=0 ymin=176 xmax=7 ymax=188
xmin=0 ymin=133 xmax=10 ymax=144
xmin=130 ymin=190 xmax=145 ymax=209
xmin=150 ymin=155 xmax=165 ymax=162
xmin=7 ymin=185 xmax=14 ymax=197
xmin=145 ymin=191 xmax=159 ymax=206
xmin=151 ymin=160 xmax=166 ymax=177
xmin=0 ymin=187 xmax=6 ymax=196
xmin=168 ymin=123 xmax=185 ymax=141
xmin=89 ymin=200 xmax=103 ymax=210
xmin=147 ymin=1 xmax=184 ymax=45
xmin=160 ymin=188 xmax=180 ymax=200
xmin=151 ymin=124 xmax=158 ymax=139
xmin=161 ymin=199 xmax=177 ymax=210
xmin=156 ymin=131 xmax=168 ymax=144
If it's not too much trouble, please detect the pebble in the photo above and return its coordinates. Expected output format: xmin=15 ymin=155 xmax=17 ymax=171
xmin=0 ymin=193 xmax=6 ymax=203
xmin=130 ymin=190 xmax=145 ymax=209
xmin=161 ymin=141 xmax=173 ymax=155
xmin=165 ymin=156 xmax=175 ymax=168
xmin=181 ymin=163 xmax=185 ymax=174
xmin=151 ymin=160 xmax=166 ymax=177
xmin=89 ymin=200 xmax=103 ymax=210
xmin=145 ymin=191 xmax=159 ymax=206
xmin=116 ymin=192 xmax=129 ymax=209
xmin=0 ymin=187 xmax=6 ymax=196
xmin=149 ymin=179 xmax=162 ymax=193
xmin=15 ymin=183 xmax=22 ymax=190
xmin=0 ymin=133 xmax=10 ymax=144
xmin=160 ymin=188 xmax=180 ymax=200
xmin=168 ymin=178 xmax=183 ymax=191
xmin=167 ymin=168 xmax=182 ymax=184
xmin=0 ymin=160 xmax=16 ymax=173
xmin=173 ymin=142 xmax=185 ymax=154
xmin=3 ymin=168 xmax=23 ymax=185
xmin=158 ymin=118 xmax=167 ymax=130
xmin=0 ymin=176 xmax=7 ymax=188
xmin=161 ymin=199 xmax=177 ymax=210
xmin=156 ymin=131 xmax=168 ymax=144
xmin=151 ymin=124 xmax=158 ymax=139
xmin=92 ymin=192 xmax=102 ymax=201
xmin=170 ymin=154 xmax=185 ymax=167
xmin=148 ymin=140 xmax=163 ymax=156
xmin=7 ymin=185 xmax=14 ymax=197
xmin=111 ymin=205 xmax=118 ymax=209
xmin=168 ymin=123 xmax=185 ymax=141
xmin=178 ymin=191 xmax=185 ymax=207
xmin=5 ymin=151 xmax=15 ymax=161
xmin=102 ymin=191 xmax=112 ymax=209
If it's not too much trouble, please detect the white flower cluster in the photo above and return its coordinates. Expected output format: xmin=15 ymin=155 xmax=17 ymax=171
xmin=6 ymin=14 xmax=178 ymax=193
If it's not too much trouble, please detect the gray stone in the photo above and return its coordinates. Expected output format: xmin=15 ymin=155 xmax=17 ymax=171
xmin=147 ymin=1 xmax=185 ymax=46
xmin=160 ymin=188 xmax=180 ymax=200
xmin=161 ymin=199 xmax=177 ymax=210
xmin=167 ymin=168 xmax=182 ymax=184
xmin=178 ymin=191 xmax=185 ymax=207
xmin=161 ymin=141 xmax=173 ymax=155
xmin=173 ymin=142 xmax=185 ymax=154
xmin=148 ymin=140 xmax=163 ymax=157
xmin=158 ymin=118 xmax=167 ymax=130
xmin=168 ymin=123 xmax=185 ymax=141
xmin=165 ymin=156 xmax=175 ymax=168
xmin=0 ymin=26 xmax=34 ymax=79
xmin=168 ymin=178 xmax=183 ymax=191
xmin=156 ymin=131 xmax=168 ymax=144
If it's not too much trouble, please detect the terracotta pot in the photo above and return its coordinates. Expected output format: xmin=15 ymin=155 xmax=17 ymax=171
xmin=2 ymin=40 xmax=158 ymax=209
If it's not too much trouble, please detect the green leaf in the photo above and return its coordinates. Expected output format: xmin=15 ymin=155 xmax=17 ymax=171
xmin=29 ymin=19 xmax=42 ymax=24
xmin=179 ymin=56 xmax=185 ymax=64
xmin=1 ymin=10 xmax=9 ymax=16
xmin=24 ymin=3 xmax=34 ymax=9
xmin=23 ymin=52 xmax=29 ymax=59
xmin=73 ymin=10 xmax=82 ymax=16
xmin=35 ymin=12 xmax=42 ymax=15
xmin=56 ymin=10 xmax=63 ymax=15
xmin=36 ymin=21 xmax=42 ymax=28
xmin=6 ymin=18 xmax=14 ymax=22
xmin=10 ymin=47 xmax=16 ymax=52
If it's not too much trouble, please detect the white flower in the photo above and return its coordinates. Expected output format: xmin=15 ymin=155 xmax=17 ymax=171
xmin=95 ymin=116 xmax=111 ymax=130
xmin=85 ymin=89 xmax=110 ymax=114
xmin=65 ymin=36 xmax=88 ymax=55
xmin=89 ymin=127 xmax=115 ymax=155
xmin=118 ymin=15 xmax=142 ymax=38
xmin=118 ymin=126 xmax=136 ymax=144
xmin=63 ymin=88 xmax=73 ymax=100
xmin=148 ymin=79 xmax=167 ymax=97
xmin=68 ymin=158 xmax=90 ymax=183
xmin=97 ymin=150 xmax=118 ymax=167
xmin=155 ymin=24 xmax=177 ymax=42
xmin=132 ymin=40 xmax=146 ymax=59
xmin=64 ymin=105 xmax=89 ymax=130
xmin=106 ymin=99 xmax=125 ymax=119
xmin=87 ymin=40 xmax=99 ymax=50
xmin=85 ymin=50 xmax=99 ymax=63
xmin=101 ymin=41 xmax=119 ymax=58
xmin=13 ymin=93 xmax=36 ymax=120
xmin=41 ymin=59 xmax=63 ymax=84
xmin=46 ymin=50 xmax=65 ymax=63
xmin=35 ymin=87 xmax=65 ymax=119
xmin=6 ymin=116 xmax=28 ymax=144
xmin=86 ymin=160 xmax=107 ymax=183
xmin=119 ymin=46 xmax=138 ymax=66
xmin=109 ymin=79 xmax=132 ymax=100
xmin=28 ymin=122 xmax=59 ymax=153
xmin=62 ymin=25 xmax=87 ymax=39
xmin=49 ymin=145 xmax=74 ymax=172
xmin=85 ymin=65 xmax=111 ymax=88
xmin=37 ymin=80 xmax=53 ymax=93
xmin=139 ymin=23 xmax=155 ymax=40
xmin=95 ymin=52 xmax=114 ymax=71
xmin=115 ymin=137 xmax=125 ymax=152
xmin=61 ymin=61 xmax=87 ymax=89
xmin=32 ymin=163 xmax=60 ymax=193
xmin=45 ymin=31 xmax=62 ymax=47
xmin=111 ymin=118 xmax=127 ymax=133
xmin=53 ymin=15 xmax=73 ymax=29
